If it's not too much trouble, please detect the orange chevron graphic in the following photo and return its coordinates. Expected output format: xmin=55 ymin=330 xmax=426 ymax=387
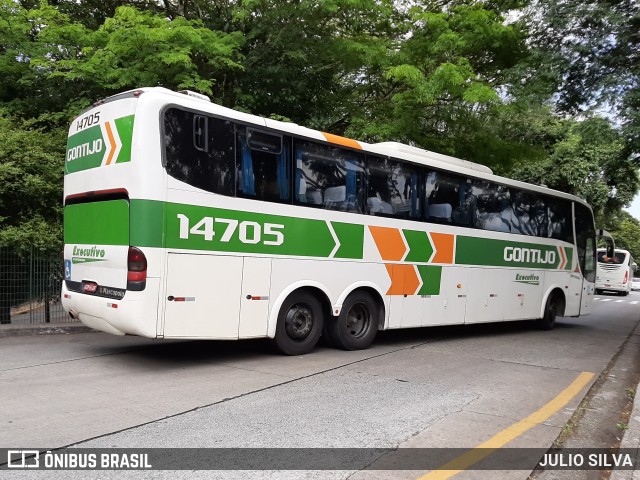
xmin=369 ymin=226 xmax=406 ymax=261
xmin=558 ymin=246 xmax=567 ymax=270
xmin=385 ymin=264 xmax=421 ymax=295
xmin=429 ymin=232 xmax=454 ymax=264
xmin=104 ymin=121 xmax=117 ymax=165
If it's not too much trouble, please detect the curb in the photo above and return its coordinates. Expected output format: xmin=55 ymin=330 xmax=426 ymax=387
xmin=0 ymin=323 xmax=95 ymax=338
xmin=609 ymin=384 xmax=640 ymax=480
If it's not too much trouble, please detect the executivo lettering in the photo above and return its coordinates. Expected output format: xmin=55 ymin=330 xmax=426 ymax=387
xmin=504 ymin=246 xmax=556 ymax=265
xmin=515 ymin=273 xmax=540 ymax=285
xmin=72 ymin=245 xmax=106 ymax=264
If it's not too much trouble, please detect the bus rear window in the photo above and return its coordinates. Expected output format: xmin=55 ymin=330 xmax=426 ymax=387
xmin=597 ymin=252 xmax=627 ymax=264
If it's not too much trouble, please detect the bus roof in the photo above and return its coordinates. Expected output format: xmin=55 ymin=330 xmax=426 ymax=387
xmin=103 ymin=87 xmax=593 ymax=210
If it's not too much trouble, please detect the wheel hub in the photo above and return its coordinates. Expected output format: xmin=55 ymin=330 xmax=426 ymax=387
xmin=346 ymin=302 xmax=369 ymax=338
xmin=285 ymin=304 xmax=313 ymax=340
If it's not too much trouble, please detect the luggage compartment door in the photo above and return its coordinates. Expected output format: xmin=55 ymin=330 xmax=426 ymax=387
xmin=163 ymin=253 xmax=242 ymax=338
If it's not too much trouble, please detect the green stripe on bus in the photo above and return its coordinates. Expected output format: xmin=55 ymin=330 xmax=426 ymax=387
xmin=403 ymin=229 xmax=433 ymax=262
xmin=417 ymin=265 xmax=442 ymax=295
xmin=64 ymin=200 xmax=129 ymax=245
xmin=332 ymin=222 xmax=364 ymax=259
xmin=456 ymin=236 xmax=565 ymax=269
xmin=563 ymin=246 xmax=574 ymax=270
xmin=115 ymin=115 xmax=134 ymax=164
xmin=130 ymin=199 xmax=165 ymax=247
xmin=160 ymin=202 xmax=347 ymax=258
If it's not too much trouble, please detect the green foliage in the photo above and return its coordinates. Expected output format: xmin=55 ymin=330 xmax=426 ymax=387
xmin=0 ymin=114 xmax=65 ymax=254
xmin=597 ymin=210 xmax=640 ymax=263
xmin=29 ymin=5 xmax=244 ymax=100
xmin=508 ymin=117 xmax=638 ymax=220
xmin=523 ymin=0 xmax=640 ymax=157
xmin=346 ymin=2 xmax=528 ymax=169
xmin=0 ymin=0 xmax=638 ymax=254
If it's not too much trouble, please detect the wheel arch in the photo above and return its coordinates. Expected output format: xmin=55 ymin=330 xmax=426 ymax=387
xmin=540 ymin=286 xmax=566 ymax=319
xmin=267 ymin=281 xmax=332 ymax=338
xmin=337 ymin=284 xmax=386 ymax=330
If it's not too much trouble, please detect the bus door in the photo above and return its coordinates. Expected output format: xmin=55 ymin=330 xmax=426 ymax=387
xmin=575 ymin=204 xmax=602 ymax=315
xmin=580 ymin=235 xmax=597 ymax=315
xmin=163 ymin=253 xmax=242 ymax=338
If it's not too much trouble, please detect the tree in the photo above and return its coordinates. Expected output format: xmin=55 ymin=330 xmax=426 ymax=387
xmin=523 ymin=0 xmax=640 ymax=158
xmin=508 ymin=116 xmax=639 ymax=221
xmin=344 ymin=2 xmax=531 ymax=170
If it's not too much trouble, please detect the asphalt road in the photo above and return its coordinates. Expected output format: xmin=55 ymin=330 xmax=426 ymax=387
xmin=1 ymin=290 xmax=639 ymax=479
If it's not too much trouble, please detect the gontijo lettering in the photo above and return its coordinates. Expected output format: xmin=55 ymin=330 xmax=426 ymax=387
xmin=66 ymin=139 xmax=103 ymax=162
xmin=504 ymin=247 xmax=556 ymax=264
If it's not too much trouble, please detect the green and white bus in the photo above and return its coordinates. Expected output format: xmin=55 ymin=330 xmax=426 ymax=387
xmin=62 ymin=87 xmax=601 ymax=355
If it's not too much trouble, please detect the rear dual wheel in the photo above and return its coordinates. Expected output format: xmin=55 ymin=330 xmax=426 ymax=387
xmin=325 ymin=291 xmax=378 ymax=351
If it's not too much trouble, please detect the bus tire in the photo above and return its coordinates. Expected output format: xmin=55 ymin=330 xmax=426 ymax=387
xmin=538 ymin=293 xmax=560 ymax=331
xmin=274 ymin=291 xmax=323 ymax=355
xmin=327 ymin=291 xmax=378 ymax=350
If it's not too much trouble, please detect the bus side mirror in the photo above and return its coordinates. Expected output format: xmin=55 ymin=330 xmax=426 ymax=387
xmin=633 ymin=263 xmax=638 ymax=272
xmin=596 ymin=229 xmax=615 ymax=257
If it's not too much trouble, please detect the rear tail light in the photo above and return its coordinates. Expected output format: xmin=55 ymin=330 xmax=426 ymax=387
xmin=624 ymin=271 xmax=629 ymax=284
xmin=127 ymin=247 xmax=147 ymax=291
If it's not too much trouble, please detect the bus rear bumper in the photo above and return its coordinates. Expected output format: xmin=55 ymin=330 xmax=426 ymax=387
xmin=61 ymin=279 xmax=159 ymax=338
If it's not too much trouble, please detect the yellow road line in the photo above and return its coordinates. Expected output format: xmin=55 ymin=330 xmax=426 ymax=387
xmin=417 ymin=371 xmax=595 ymax=480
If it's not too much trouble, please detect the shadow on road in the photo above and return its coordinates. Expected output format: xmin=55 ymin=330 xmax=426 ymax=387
xmin=80 ymin=318 xmax=588 ymax=370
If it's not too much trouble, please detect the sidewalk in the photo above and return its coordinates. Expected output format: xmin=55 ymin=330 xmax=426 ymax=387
xmin=610 ymin=372 xmax=640 ymax=480
xmin=0 ymin=321 xmax=93 ymax=337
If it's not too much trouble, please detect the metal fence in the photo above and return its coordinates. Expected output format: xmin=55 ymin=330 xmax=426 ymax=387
xmin=0 ymin=248 xmax=70 ymax=325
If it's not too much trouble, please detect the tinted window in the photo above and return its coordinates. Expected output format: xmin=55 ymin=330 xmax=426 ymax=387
xmin=294 ymin=140 xmax=365 ymax=213
xmin=547 ymin=198 xmax=573 ymax=242
xmin=367 ymin=156 xmax=420 ymax=219
xmin=164 ymin=108 xmax=235 ymax=196
xmin=512 ymin=190 xmax=547 ymax=237
xmin=424 ymin=170 xmax=472 ymax=226
xmin=472 ymin=181 xmax=511 ymax=232
xmin=237 ymin=127 xmax=290 ymax=203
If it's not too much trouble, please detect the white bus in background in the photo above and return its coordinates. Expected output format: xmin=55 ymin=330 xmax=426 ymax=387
xmin=61 ymin=87 xmax=609 ymax=355
xmin=596 ymin=248 xmax=636 ymax=296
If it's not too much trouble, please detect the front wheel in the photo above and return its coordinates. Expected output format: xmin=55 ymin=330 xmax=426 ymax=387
xmin=538 ymin=293 xmax=560 ymax=330
xmin=274 ymin=291 xmax=323 ymax=355
xmin=326 ymin=291 xmax=378 ymax=350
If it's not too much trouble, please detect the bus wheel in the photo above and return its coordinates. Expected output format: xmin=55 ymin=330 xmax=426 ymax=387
xmin=274 ymin=291 xmax=323 ymax=355
xmin=327 ymin=291 xmax=378 ymax=350
xmin=538 ymin=293 xmax=560 ymax=331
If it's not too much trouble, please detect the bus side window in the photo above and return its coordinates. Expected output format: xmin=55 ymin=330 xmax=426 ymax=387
xmin=547 ymin=198 xmax=573 ymax=243
xmin=424 ymin=170 xmax=468 ymax=225
xmin=472 ymin=181 xmax=511 ymax=232
xmin=236 ymin=127 xmax=290 ymax=204
xmin=293 ymin=140 xmax=365 ymax=213
xmin=512 ymin=189 xmax=547 ymax=237
xmin=366 ymin=156 xmax=420 ymax=219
